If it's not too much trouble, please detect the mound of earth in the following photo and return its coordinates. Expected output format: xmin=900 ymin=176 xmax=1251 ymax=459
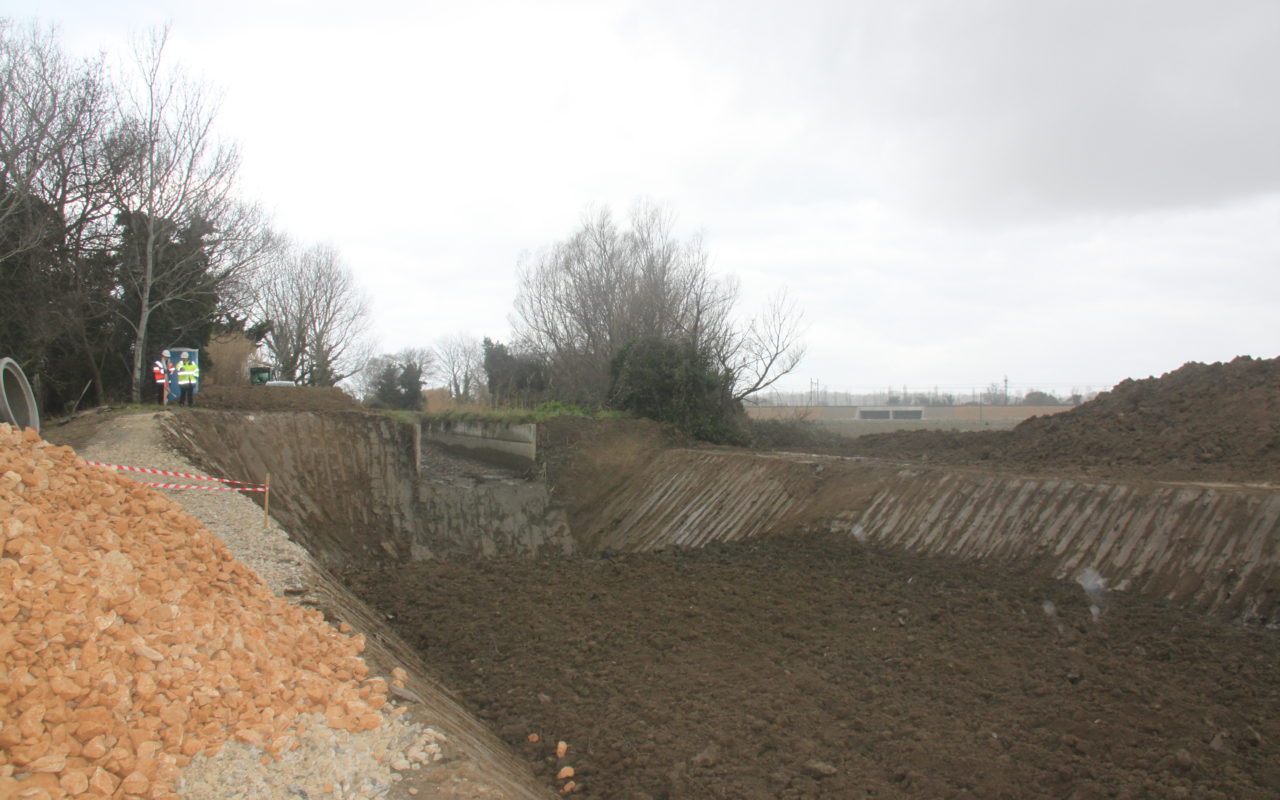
xmin=839 ymin=356 xmax=1280 ymax=483
xmin=194 ymin=385 xmax=357 ymax=412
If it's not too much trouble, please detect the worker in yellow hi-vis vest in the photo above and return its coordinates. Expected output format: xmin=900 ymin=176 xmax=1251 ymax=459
xmin=176 ymin=351 xmax=200 ymax=407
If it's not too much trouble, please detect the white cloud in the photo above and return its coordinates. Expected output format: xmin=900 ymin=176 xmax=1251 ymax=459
xmin=11 ymin=0 xmax=1279 ymax=393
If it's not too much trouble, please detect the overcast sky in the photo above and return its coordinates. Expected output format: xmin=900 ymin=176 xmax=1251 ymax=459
xmin=15 ymin=0 xmax=1280 ymax=397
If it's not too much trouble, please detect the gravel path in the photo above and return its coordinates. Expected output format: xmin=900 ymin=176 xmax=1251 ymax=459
xmin=73 ymin=411 xmax=452 ymax=800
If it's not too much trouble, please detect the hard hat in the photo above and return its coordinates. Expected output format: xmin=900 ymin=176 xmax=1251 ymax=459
xmin=181 ymin=352 xmax=190 ymax=359
xmin=162 ymin=350 xmax=170 ymax=357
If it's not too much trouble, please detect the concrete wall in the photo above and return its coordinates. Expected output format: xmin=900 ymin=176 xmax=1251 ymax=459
xmin=410 ymin=475 xmax=573 ymax=559
xmin=422 ymin=420 xmax=537 ymax=469
xmin=950 ymin=405 xmax=1070 ymax=421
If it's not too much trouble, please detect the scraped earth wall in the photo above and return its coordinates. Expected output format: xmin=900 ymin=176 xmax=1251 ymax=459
xmin=841 ymin=469 xmax=1280 ymax=623
xmin=165 ymin=412 xmax=419 ymax=567
xmin=556 ymin=436 xmax=1280 ymax=624
xmin=163 ymin=412 xmax=572 ymax=568
xmin=167 ymin=412 xmax=1280 ymax=624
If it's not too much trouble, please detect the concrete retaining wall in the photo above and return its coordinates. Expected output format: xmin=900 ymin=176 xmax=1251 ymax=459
xmin=422 ymin=420 xmax=536 ymax=469
xmin=409 ymin=475 xmax=573 ymax=559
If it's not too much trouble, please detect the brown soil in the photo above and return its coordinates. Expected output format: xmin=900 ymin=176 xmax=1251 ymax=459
xmin=31 ymin=356 xmax=1280 ymax=799
xmin=40 ymin=384 xmax=358 ymax=448
xmin=813 ymin=356 xmax=1280 ymax=484
xmin=193 ymin=385 xmax=358 ymax=412
xmin=341 ymin=533 xmax=1280 ymax=800
xmin=40 ymin=408 xmax=125 ymax=453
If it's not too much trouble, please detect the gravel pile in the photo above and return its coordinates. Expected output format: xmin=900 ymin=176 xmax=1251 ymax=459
xmin=0 ymin=420 xmax=445 ymax=799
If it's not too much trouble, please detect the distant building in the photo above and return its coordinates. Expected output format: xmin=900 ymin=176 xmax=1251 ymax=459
xmin=745 ymin=404 xmax=1071 ymax=431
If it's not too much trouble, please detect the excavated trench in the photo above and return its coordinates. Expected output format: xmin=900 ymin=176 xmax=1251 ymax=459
xmin=163 ymin=410 xmax=1280 ymax=798
xmin=165 ymin=411 xmax=1279 ymax=623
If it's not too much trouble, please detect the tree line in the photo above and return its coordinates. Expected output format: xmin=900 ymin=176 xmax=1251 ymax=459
xmin=0 ymin=21 xmax=373 ymax=408
xmin=4 ymin=21 xmax=806 ymax=442
xmin=355 ymin=204 xmax=807 ymax=441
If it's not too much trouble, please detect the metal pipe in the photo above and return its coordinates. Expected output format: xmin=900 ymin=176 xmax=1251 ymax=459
xmin=0 ymin=357 xmax=40 ymax=433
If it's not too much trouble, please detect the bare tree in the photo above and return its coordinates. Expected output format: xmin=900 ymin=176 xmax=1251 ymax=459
xmin=433 ymin=333 xmax=485 ymax=403
xmin=253 ymin=239 xmax=306 ymax=381
xmin=721 ymin=289 xmax=806 ymax=401
xmin=255 ymin=241 xmax=371 ymax=386
xmin=0 ymin=21 xmax=111 ymax=261
xmin=512 ymin=201 xmax=803 ymax=405
xmin=0 ymin=21 xmax=118 ymax=403
xmin=107 ymin=26 xmax=263 ymax=402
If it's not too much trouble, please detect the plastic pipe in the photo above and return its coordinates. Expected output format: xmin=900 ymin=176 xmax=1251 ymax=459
xmin=0 ymin=357 xmax=40 ymax=433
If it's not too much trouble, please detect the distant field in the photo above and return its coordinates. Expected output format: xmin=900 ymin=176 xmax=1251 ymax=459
xmin=745 ymin=404 xmax=1069 ymax=439
xmin=813 ymin=418 xmax=1025 ymax=438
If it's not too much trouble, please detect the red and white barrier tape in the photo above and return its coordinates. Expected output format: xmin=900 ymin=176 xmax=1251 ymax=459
xmin=86 ymin=461 xmax=265 ymax=492
xmin=139 ymin=482 xmax=267 ymax=492
xmin=86 ymin=461 xmax=258 ymax=486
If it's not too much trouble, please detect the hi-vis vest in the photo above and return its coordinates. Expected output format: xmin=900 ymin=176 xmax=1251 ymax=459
xmin=153 ymin=361 xmax=167 ymax=383
xmin=177 ymin=360 xmax=200 ymax=385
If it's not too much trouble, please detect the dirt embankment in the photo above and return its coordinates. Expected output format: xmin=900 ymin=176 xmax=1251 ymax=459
xmin=28 ymin=356 xmax=1276 ymax=799
xmin=342 ymin=532 xmax=1280 ymax=800
xmin=192 ymin=385 xmax=358 ymax=412
xmin=339 ymin=360 xmax=1280 ymax=799
xmin=180 ymin=355 xmax=1280 ymax=487
xmin=823 ymin=356 xmax=1280 ymax=483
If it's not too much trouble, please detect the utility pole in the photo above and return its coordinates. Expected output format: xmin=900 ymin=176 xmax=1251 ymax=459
xmin=1003 ymin=375 xmax=1009 ymax=406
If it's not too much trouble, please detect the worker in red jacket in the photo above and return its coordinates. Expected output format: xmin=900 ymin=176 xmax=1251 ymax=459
xmin=152 ymin=351 xmax=173 ymax=405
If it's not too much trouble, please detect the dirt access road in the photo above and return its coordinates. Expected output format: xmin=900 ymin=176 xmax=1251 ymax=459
xmin=342 ymin=532 xmax=1280 ymax=800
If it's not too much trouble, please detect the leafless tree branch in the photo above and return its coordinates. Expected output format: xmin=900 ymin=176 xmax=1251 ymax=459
xmin=254 ymin=240 xmax=372 ymax=386
xmin=512 ymin=200 xmax=804 ymax=404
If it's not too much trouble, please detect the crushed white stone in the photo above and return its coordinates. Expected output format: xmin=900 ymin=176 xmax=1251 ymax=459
xmin=178 ymin=713 xmax=447 ymax=800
